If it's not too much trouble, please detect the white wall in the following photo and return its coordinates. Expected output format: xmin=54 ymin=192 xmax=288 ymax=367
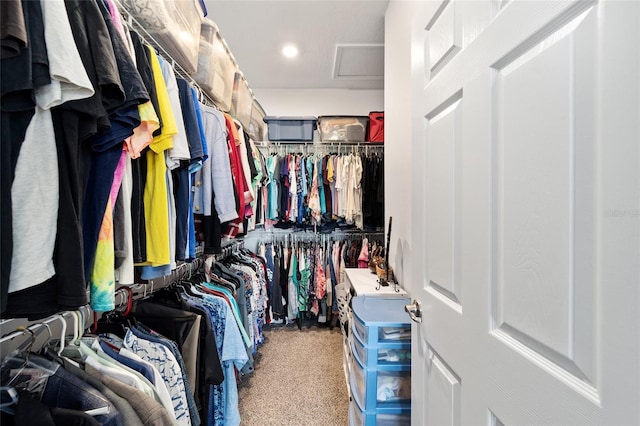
xmin=253 ymin=88 xmax=383 ymax=116
xmin=384 ymin=1 xmax=416 ymax=291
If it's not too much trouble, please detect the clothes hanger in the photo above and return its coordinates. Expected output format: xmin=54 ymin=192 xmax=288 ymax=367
xmin=57 ymin=309 xmax=88 ymax=362
xmin=1 ymin=327 xmax=60 ymax=398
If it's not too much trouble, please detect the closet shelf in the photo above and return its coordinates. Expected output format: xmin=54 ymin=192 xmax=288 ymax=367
xmin=115 ymin=0 xmax=216 ymax=108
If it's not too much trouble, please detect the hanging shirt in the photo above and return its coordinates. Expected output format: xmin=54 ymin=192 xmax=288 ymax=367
xmin=342 ymin=155 xmax=352 ymax=221
xmin=222 ymin=113 xmax=248 ymax=238
xmin=247 ymin=139 xmax=265 ymax=230
xmin=196 ymin=105 xmax=237 ymax=222
xmin=9 ymin=108 xmax=58 ymax=294
xmin=90 ymin=150 xmax=127 ymax=311
xmin=115 ymin=156 xmax=135 ymax=284
xmin=190 ymin=87 xmax=208 ymax=165
xmin=318 ymin=157 xmax=326 ymax=215
xmin=159 ymin=57 xmax=190 ymax=170
xmin=99 ymin=340 xmax=175 ymax=419
xmin=308 ymin=158 xmax=321 ymax=223
xmin=37 ymin=0 xmax=93 ymax=108
xmin=322 ymin=155 xmax=332 ymax=216
xmin=287 ymin=249 xmax=299 ymax=319
xmin=181 ymin=290 xmax=247 ymax=426
xmin=288 ymin=154 xmax=297 ymax=221
xmin=352 ymin=154 xmax=364 ymax=229
xmin=234 ymin=121 xmax=255 ymax=212
xmin=298 ymin=248 xmax=310 ymax=311
xmin=124 ymin=328 xmax=192 ymax=425
xmin=140 ymin=169 xmax=175 ymax=279
xmin=266 ymin=155 xmax=279 ymax=220
xmin=334 ymin=155 xmax=342 ymax=217
xmin=316 ymin=246 xmax=327 ymax=300
xmin=358 ymin=237 xmax=369 ymax=268
xmin=136 ymin=45 xmax=175 ymax=267
xmin=0 ymin=0 xmax=27 ymax=59
xmin=8 ymin=0 xmax=95 ymax=295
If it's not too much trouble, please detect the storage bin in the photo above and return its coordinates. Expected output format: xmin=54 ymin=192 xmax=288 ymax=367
xmin=349 ymin=400 xmax=411 ymax=426
xmin=350 ymin=354 xmax=411 ymax=410
xmin=263 ymin=116 xmax=317 ymax=141
xmin=352 ymin=297 xmax=411 ymax=346
xmin=351 ymin=330 xmax=411 ymax=368
xmin=121 ymin=0 xmax=205 ymax=74
xmin=368 ymin=111 xmax=384 ymax=143
xmin=317 ymin=115 xmax=369 ymax=142
xmin=230 ymin=71 xmax=253 ymax=130
xmin=193 ymin=19 xmax=236 ymax=112
xmin=248 ymin=99 xmax=267 ymax=141
xmin=352 ymin=309 xmax=411 ymax=345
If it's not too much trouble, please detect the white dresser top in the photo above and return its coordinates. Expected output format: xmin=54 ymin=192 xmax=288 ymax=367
xmin=345 ymin=268 xmax=407 ymax=296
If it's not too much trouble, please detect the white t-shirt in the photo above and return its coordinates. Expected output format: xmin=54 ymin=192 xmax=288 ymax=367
xmin=35 ymin=0 xmax=94 ymax=109
xmin=160 ymin=59 xmax=190 ymax=170
xmin=115 ymin=157 xmax=135 ymax=284
xmin=10 ymin=108 xmax=58 ymax=292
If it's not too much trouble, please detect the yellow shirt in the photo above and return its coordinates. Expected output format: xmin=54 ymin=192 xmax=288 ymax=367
xmin=136 ymin=46 xmax=176 ymax=266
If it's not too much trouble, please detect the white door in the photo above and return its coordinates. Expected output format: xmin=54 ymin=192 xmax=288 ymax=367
xmin=408 ymin=0 xmax=639 ymax=424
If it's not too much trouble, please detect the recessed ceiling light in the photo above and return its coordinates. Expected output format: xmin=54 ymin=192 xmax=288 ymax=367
xmin=282 ymin=44 xmax=298 ymax=58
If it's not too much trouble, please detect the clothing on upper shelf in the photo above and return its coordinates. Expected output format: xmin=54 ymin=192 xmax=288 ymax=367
xmin=250 ymin=151 xmax=384 ymax=233
xmin=1 ymin=0 xmax=264 ymax=320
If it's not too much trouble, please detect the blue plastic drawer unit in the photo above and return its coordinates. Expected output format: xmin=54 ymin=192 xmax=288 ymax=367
xmin=348 ymin=296 xmax=412 ymax=423
xmin=351 ymin=297 xmax=412 ymax=346
xmin=351 ymin=330 xmax=411 ymax=368
xmin=350 ymin=353 xmax=411 ymax=411
xmin=263 ymin=116 xmax=317 ymax=141
xmin=349 ymin=400 xmax=411 ymax=426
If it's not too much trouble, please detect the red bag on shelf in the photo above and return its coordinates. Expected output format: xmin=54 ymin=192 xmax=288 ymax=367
xmin=368 ymin=111 xmax=384 ymax=142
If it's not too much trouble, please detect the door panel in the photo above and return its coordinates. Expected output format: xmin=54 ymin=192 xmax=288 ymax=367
xmin=407 ymin=0 xmax=639 ymax=424
xmin=426 ymin=345 xmax=461 ymax=426
xmin=426 ymin=93 xmax=463 ymax=308
xmin=426 ymin=0 xmax=461 ymax=77
xmin=491 ymin=3 xmax=598 ymax=389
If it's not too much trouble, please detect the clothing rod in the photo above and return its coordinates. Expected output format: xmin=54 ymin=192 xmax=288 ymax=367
xmin=127 ymin=257 xmax=204 ymax=300
xmin=126 ymin=239 xmax=244 ymax=300
xmin=256 ymin=142 xmax=383 ymax=157
xmin=0 ymin=305 xmax=93 ymax=358
xmin=257 ymin=231 xmax=384 ymax=243
xmin=213 ymin=239 xmax=245 ymax=261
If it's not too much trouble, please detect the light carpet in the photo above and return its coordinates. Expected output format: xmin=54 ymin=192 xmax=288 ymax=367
xmin=237 ymin=325 xmax=349 ymax=425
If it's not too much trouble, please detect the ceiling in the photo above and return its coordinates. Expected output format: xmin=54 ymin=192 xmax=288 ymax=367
xmin=203 ymin=1 xmax=390 ymax=91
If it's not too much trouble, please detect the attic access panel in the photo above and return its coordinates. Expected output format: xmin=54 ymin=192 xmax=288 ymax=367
xmin=333 ymin=44 xmax=384 ymax=80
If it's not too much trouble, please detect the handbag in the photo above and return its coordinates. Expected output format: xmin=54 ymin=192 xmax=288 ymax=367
xmin=368 ymin=111 xmax=384 ymax=142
